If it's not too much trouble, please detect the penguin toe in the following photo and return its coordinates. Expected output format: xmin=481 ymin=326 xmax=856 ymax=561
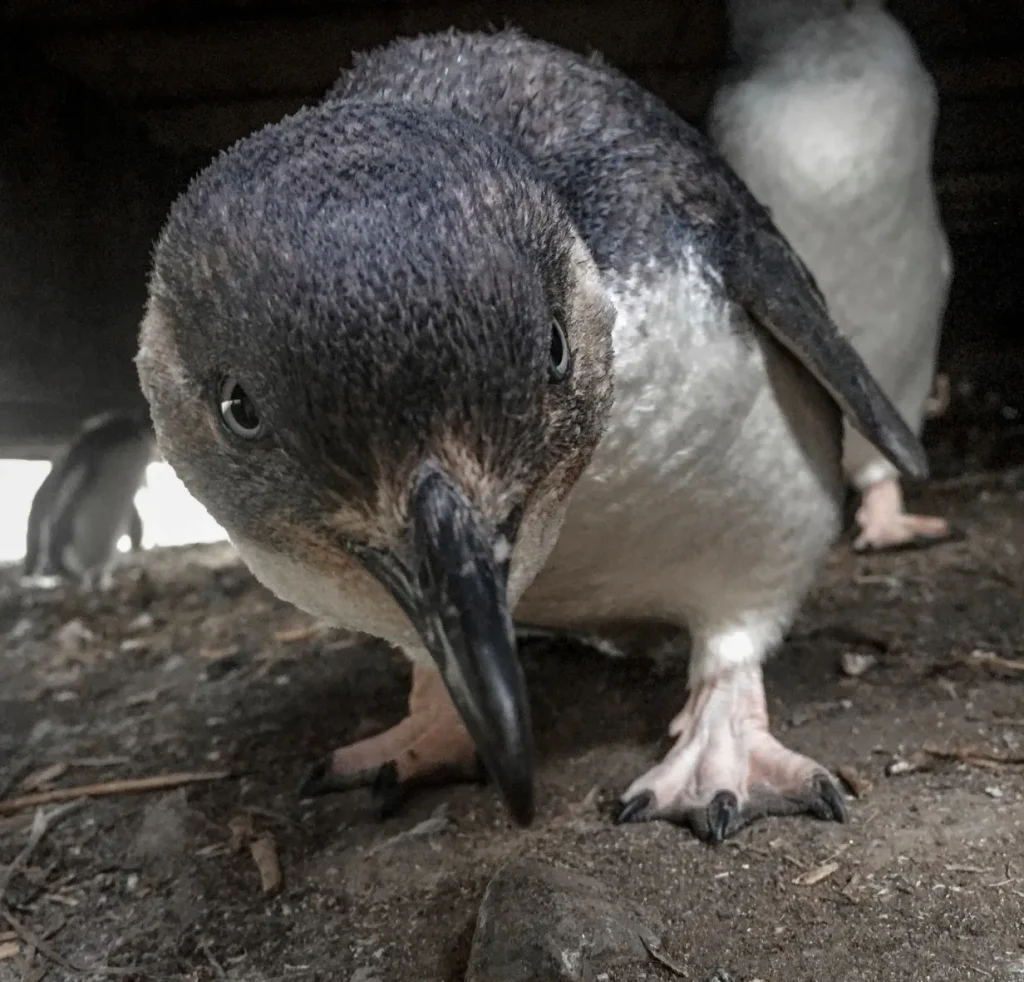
xmin=615 ymin=774 xmax=848 ymax=843
xmin=853 ymin=520 xmax=965 ymax=554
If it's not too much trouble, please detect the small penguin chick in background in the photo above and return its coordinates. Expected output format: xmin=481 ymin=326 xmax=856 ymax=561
xmin=24 ymin=410 xmax=155 ymax=587
xmin=708 ymin=0 xmax=956 ymax=552
xmin=138 ymin=28 xmax=927 ymax=841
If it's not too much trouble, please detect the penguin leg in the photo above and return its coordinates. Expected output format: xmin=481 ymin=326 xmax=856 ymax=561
xmin=852 ymin=477 xmax=959 ymax=553
xmin=616 ymin=648 xmax=847 ymax=842
xmin=300 ymin=660 xmax=484 ymax=814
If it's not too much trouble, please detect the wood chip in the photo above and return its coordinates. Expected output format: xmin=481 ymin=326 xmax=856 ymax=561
xmin=365 ymin=804 xmax=455 ymax=855
xmin=228 ymin=815 xmax=283 ymax=896
xmin=840 ymin=652 xmax=877 ymax=678
xmin=199 ymin=644 xmax=241 ymax=661
xmin=792 ymin=861 xmax=840 ymax=886
xmin=886 ymin=752 xmax=933 ymax=776
xmin=18 ymin=763 xmax=69 ymax=793
xmin=0 ymin=770 xmax=232 ymax=815
xmin=273 ymin=625 xmax=320 ymax=644
xmin=0 ymin=939 xmax=20 ymax=960
xmin=924 ymin=372 xmax=950 ymax=419
xmin=837 ymin=765 xmax=873 ymax=798
xmin=966 ymin=650 xmax=1024 ymax=675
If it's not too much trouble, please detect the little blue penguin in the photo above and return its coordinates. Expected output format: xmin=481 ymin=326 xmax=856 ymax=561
xmin=24 ymin=410 xmax=154 ymax=584
xmin=137 ymin=29 xmax=927 ymax=840
xmin=708 ymin=0 xmax=955 ymax=552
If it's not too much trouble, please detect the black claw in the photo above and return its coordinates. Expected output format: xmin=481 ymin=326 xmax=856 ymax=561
xmin=372 ymin=762 xmax=408 ymax=819
xmin=371 ymin=755 xmax=489 ymax=820
xmin=298 ymin=760 xmax=343 ymax=799
xmin=615 ymin=791 xmax=655 ymax=825
xmin=816 ymin=775 xmax=850 ymax=824
xmin=706 ymin=791 xmax=740 ymax=844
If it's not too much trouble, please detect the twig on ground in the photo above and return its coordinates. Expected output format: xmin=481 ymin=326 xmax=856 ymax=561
xmin=0 ymin=801 xmax=85 ymax=905
xmin=0 ymin=770 xmax=233 ymax=816
xmin=1 ymin=909 xmax=81 ymax=976
xmin=924 ymin=744 xmax=1024 ymax=767
xmin=641 ymin=935 xmax=687 ymax=977
xmin=199 ymin=940 xmax=228 ymax=979
xmin=964 ymin=650 xmax=1024 ymax=676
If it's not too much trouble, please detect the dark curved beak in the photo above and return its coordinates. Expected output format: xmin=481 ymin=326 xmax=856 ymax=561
xmin=360 ymin=465 xmax=534 ymax=825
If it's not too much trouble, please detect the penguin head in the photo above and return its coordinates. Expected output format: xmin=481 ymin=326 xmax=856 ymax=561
xmin=137 ymin=99 xmax=616 ymax=824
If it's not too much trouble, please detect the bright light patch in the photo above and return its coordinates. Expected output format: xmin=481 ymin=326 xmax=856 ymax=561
xmin=0 ymin=459 xmax=227 ymax=564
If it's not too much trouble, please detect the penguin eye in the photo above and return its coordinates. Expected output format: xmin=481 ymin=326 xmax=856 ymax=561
xmin=548 ymin=319 xmax=572 ymax=383
xmin=218 ymin=377 xmax=264 ymax=440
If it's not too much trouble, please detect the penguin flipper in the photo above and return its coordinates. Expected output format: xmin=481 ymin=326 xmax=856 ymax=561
xmin=720 ymin=217 xmax=929 ymax=482
xmin=128 ymin=504 xmax=144 ymax=551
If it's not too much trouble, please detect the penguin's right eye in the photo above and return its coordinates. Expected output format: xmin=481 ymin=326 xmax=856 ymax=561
xmin=218 ymin=377 xmax=265 ymax=440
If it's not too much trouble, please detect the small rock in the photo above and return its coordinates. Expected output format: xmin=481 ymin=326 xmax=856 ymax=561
xmin=56 ymin=618 xmax=95 ymax=652
xmin=8 ymin=616 xmax=33 ymax=641
xmin=465 ymin=859 xmax=664 ymax=982
xmin=1000 ymin=956 xmax=1024 ymax=978
xmin=840 ymin=651 xmax=877 ymax=678
xmin=985 ymin=786 xmax=1004 ymax=799
xmin=350 ymin=970 xmax=382 ymax=982
xmin=885 ymin=752 xmax=932 ymax=777
xmin=128 ymin=612 xmax=155 ymax=632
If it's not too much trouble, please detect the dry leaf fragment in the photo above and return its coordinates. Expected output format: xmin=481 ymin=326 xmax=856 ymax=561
xmin=228 ymin=815 xmax=282 ymax=895
xmin=793 ymin=861 xmax=840 ymax=886
xmin=250 ymin=834 xmax=282 ymax=895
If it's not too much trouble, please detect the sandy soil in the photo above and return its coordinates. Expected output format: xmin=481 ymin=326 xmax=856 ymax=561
xmin=1 ymin=457 xmax=1022 ymax=981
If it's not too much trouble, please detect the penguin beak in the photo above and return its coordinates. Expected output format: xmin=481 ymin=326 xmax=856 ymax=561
xmin=360 ymin=465 xmax=535 ymax=825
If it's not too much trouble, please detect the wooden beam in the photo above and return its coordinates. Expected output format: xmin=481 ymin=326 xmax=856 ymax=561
xmin=937 ymin=171 xmax=1024 ymax=234
xmin=41 ymin=1 xmax=723 ymax=106
xmin=936 ymin=98 xmax=1024 ymax=172
xmin=140 ymin=96 xmax=305 ymax=151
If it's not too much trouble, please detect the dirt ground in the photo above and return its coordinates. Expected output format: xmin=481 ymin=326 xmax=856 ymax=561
xmin=1 ymin=454 xmax=1023 ymax=981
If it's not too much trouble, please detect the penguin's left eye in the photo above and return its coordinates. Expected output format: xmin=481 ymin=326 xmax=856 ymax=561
xmin=548 ymin=319 xmax=572 ymax=383
xmin=218 ymin=377 xmax=265 ymax=440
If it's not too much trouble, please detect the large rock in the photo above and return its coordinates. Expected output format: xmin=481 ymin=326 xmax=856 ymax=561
xmin=465 ymin=859 xmax=665 ymax=982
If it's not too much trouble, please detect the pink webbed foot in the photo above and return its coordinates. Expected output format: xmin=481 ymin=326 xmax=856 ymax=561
xmin=301 ymin=662 xmax=484 ymax=815
xmin=616 ymin=663 xmax=847 ymax=842
xmin=852 ymin=477 xmax=961 ymax=553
